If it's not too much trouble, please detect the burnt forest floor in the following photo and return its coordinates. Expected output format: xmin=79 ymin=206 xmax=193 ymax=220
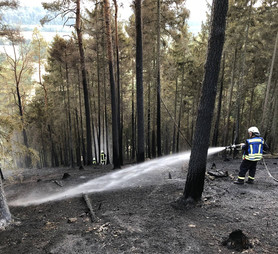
xmin=1 ymin=152 xmax=278 ymax=254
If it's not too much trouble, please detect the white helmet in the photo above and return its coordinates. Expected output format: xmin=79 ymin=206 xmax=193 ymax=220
xmin=248 ymin=126 xmax=260 ymax=135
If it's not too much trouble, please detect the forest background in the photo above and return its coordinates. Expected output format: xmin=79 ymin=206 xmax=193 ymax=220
xmin=0 ymin=0 xmax=277 ymax=170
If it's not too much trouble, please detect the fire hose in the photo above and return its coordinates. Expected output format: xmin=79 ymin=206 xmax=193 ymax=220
xmin=262 ymin=157 xmax=278 ymax=183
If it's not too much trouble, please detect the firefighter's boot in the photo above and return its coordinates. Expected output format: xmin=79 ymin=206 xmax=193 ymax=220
xmin=234 ymin=177 xmax=244 ymax=185
xmin=246 ymin=177 xmax=254 ymax=184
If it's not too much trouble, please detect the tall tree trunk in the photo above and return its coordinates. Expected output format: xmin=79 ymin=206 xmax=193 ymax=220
xmin=132 ymin=75 xmax=136 ymax=160
xmin=104 ymin=70 xmax=110 ymax=165
xmin=94 ymin=2 xmax=101 ymax=164
xmin=75 ymin=109 xmax=82 ymax=167
xmin=269 ymin=81 xmax=278 ymax=152
xmin=96 ymin=38 xmax=101 ymax=164
xmin=77 ymin=69 xmax=86 ymax=166
xmin=247 ymin=87 xmax=255 ymax=127
xmin=176 ymin=65 xmax=185 ymax=153
xmin=15 ymin=83 xmax=31 ymax=168
xmin=135 ymin=0 xmax=145 ymax=163
xmin=152 ymin=104 xmax=156 ymax=158
xmin=156 ymin=0 xmax=162 ymax=157
xmin=261 ymin=31 xmax=278 ymax=138
xmin=212 ymin=53 xmax=225 ymax=146
xmin=101 ymin=21 xmax=111 ymax=165
xmin=172 ymin=76 xmax=178 ymax=153
xmin=113 ymin=0 xmax=123 ymax=166
xmin=223 ymin=48 xmax=237 ymax=146
xmin=104 ymin=0 xmax=120 ymax=168
xmin=234 ymin=0 xmax=252 ymax=145
xmin=65 ymin=56 xmax=74 ymax=168
xmin=91 ymin=101 xmax=98 ymax=160
xmin=76 ymin=0 xmax=93 ymax=165
xmin=48 ymin=125 xmax=59 ymax=167
xmin=147 ymin=81 xmax=151 ymax=158
xmin=173 ymin=0 xmax=228 ymax=207
xmin=40 ymin=127 xmax=47 ymax=167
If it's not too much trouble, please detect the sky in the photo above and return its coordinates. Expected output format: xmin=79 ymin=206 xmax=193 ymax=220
xmin=19 ymin=0 xmax=212 ymax=35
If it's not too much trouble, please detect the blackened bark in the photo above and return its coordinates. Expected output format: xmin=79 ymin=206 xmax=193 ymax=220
xmin=65 ymin=57 xmax=74 ymax=168
xmin=16 ymin=82 xmax=31 ymax=168
xmin=132 ymin=76 xmax=136 ymax=160
xmin=182 ymin=0 xmax=228 ymax=203
xmin=212 ymin=53 xmax=225 ymax=147
xmin=77 ymin=70 xmax=86 ymax=166
xmin=176 ymin=65 xmax=185 ymax=153
xmin=76 ymin=0 xmax=93 ymax=165
xmin=156 ymin=0 xmax=161 ymax=157
xmin=113 ymin=0 xmax=123 ymax=166
xmin=223 ymin=48 xmax=237 ymax=147
xmin=135 ymin=0 xmax=145 ymax=163
xmin=104 ymin=0 xmax=120 ymax=168
xmin=75 ymin=109 xmax=82 ymax=167
xmin=172 ymin=76 xmax=178 ymax=153
xmin=147 ymin=81 xmax=151 ymax=158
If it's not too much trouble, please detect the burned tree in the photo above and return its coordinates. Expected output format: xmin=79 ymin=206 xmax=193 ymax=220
xmin=135 ymin=0 xmax=145 ymax=163
xmin=172 ymin=0 xmax=229 ymax=208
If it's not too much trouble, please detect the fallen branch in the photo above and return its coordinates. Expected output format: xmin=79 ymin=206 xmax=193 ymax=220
xmin=83 ymin=194 xmax=98 ymax=222
xmin=53 ymin=180 xmax=63 ymax=187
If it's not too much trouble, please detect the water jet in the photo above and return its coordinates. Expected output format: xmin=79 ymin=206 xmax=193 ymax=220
xmin=9 ymin=147 xmax=225 ymax=207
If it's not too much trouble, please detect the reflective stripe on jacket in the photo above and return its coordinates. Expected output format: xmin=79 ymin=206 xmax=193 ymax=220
xmin=243 ymin=137 xmax=264 ymax=161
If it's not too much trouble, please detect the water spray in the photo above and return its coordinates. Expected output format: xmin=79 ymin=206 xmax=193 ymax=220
xmin=9 ymin=147 xmax=226 ymax=207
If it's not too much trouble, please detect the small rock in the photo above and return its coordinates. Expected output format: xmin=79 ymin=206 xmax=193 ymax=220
xmin=68 ymin=218 xmax=77 ymax=223
xmin=188 ymin=224 xmax=196 ymax=228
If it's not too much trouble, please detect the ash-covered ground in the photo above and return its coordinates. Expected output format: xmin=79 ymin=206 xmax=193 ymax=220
xmin=1 ymin=152 xmax=278 ymax=254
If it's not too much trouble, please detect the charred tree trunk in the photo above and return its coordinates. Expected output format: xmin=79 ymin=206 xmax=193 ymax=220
xmin=96 ymin=39 xmax=101 ymax=164
xmin=172 ymin=76 xmax=178 ymax=153
xmin=113 ymin=0 xmax=123 ymax=166
xmin=75 ymin=109 xmax=82 ymax=167
xmin=176 ymin=65 xmax=185 ymax=153
xmin=223 ymin=48 xmax=237 ymax=146
xmin=156 ymin=0 xmax=162 ymax=157
xmin=261 ymin=31 xmax=278 ymax=138
xmin=147 ymin=81 xmax=151 ymax=158
xmin=77 ymin=69 xmax=86 ymax=166
xmin=48 ymin=124 xmax=59 ymax=167
xmin=212 ymin=53 xmax=225 ymax=146
xmin=76 ymin=0 xmax=93 ymax=165
xmin=132 ymin=75 xmax=136 ymax=160
xmin=235 ymin=1 xmax=252 ymax=145
xmin=15 ymin=82 xmax=31 ymax=168
xmin=173 ymin=0 xmax=228 ymax=207
xmin=135 ymin=0 xmax=145 ymax=163
xmin=104 ymin=0 xmax=120 ymax=168
xmin=94 ymin=3 xmax=101 ymax=164
xmin=65 ymin=56 xmax=74 ymax=168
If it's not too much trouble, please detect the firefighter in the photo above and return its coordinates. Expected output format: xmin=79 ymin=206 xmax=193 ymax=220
xmin=100 ymin=150 xmax=106 ymax=165
xmin=234 ymin=126 xmax=268 ymax=184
